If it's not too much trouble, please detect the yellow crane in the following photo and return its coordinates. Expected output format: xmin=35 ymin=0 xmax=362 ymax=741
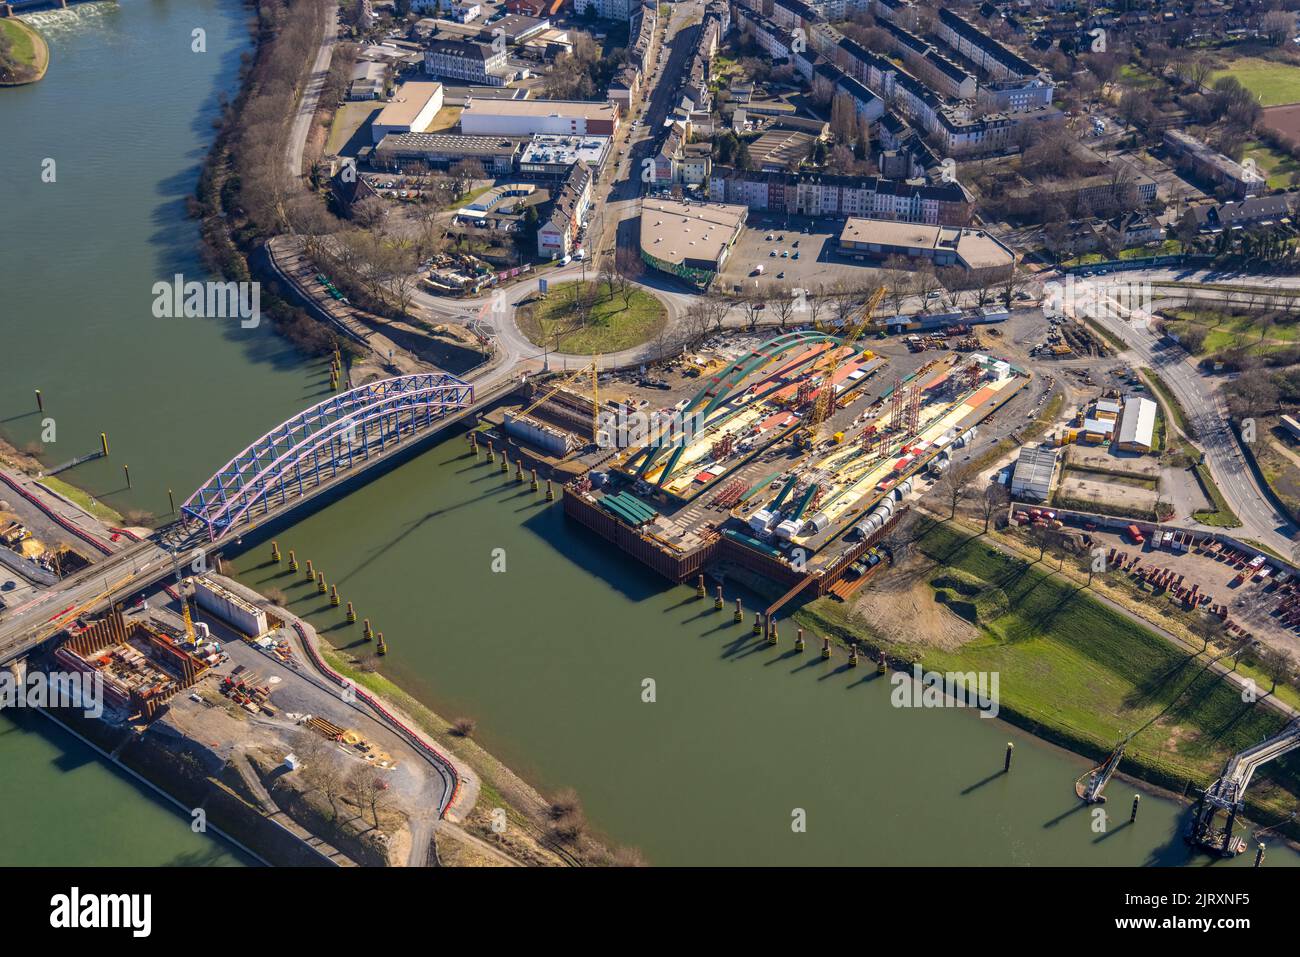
xmin=516 ymin=356 xmax=601 ymax=441
xmin=803 ymin=285 xmax=887 ymax=442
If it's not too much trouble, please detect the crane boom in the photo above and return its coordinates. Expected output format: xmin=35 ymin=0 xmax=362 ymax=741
xmin=808 ymin=285 xmax=886 ymax=434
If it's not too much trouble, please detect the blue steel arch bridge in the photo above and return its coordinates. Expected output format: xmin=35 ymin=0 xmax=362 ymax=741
xmin=181 ymin=373 xmax=474 ymax=542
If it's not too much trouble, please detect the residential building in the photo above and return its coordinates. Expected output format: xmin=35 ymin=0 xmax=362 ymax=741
xmin=538 ymin=162 xmax=593 ymax=258
xmin=1183 ymin=195 xmax=1292 ymax=233
xmin=936 ymin=9 xmax=1040 ymax=81
xmin=1163 ymin=130 xmax=1266 ymax=199
xmin=709 ymin=168 xmax=972 ymax=224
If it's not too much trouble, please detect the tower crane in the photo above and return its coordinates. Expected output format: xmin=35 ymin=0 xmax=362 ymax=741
xmin=801 ymin=284 xmax=886 ymax=445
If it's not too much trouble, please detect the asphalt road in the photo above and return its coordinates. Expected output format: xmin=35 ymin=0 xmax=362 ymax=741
xmin=1085 ymin=285 xmax=1296 ymax=555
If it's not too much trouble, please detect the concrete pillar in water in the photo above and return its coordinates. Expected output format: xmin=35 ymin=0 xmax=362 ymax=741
xmin=1130 ymin=794 xmax=1140 ymax=823
xmin=34 ymin=389 xmax=43 ymax=413
xmin=376 ymin=633 xmax=387 ymax=656
xmin=101 ymin=432 xmax=110 ymax=457
xmin=848 ymin=645 xmax=858 ymax=667
xmin=487 ymin=441 xmax=495 ymax=463
xmin=768 ymin=618 xmax=778 ymax=646
xmin=545 ymin=479 xmax=555 ymax=501
xmin=515 ymin=459 xmax=524 ymax=482
xmin=330 ymin=585 xmax=340 ymax=607
xmin=271 ymin=541 xmax=281 ymax=564
xmin=288 ymin=550 xmax=298 ymax=572
xmin=362 ymin=619 xmax=373 ymax=641
xmin=305 ymin=559 xmax=314 ymax=580
xmin=752 ymin=613 xmax=762 ymax=636
xmin=714 ymin=584 xmax=723 ymax=610
xmin=821 ymin=637 xmax=831 ymax=659
xmin=317 ymin=572 xmax=327 ymax=595
xmin=795 ymin=628 xmax=805 ymax=652
xmin=1004 ymin=742 xmax=1014 ymax=773
xmin=346 ymin=601 xmax=357 ymax=623
xmin=500 ymin=452 xmax=509 ymax=474
xmin=531 ymin=469 xmax=538 ymax=491
xmin=696 ymin=574 xmax=706 ymax=598
xmin=1255 ymin=843 xmax=1266 ymax=867
xmin=734 ymin=598 xmax=743 ymax=623
xmin=876 ymin=654 xmax=887 ymax=674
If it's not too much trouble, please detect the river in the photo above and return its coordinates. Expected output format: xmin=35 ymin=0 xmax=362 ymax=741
xmin=0 ymin=0 xmax=1295 ymax=868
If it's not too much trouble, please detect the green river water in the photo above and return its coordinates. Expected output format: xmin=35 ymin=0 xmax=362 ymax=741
xmin=0 ymin=0 xmax=1296 ymax=867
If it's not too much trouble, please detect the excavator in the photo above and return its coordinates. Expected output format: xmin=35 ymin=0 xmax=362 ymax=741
xmin=796 ymin=285 xmax=886 ymax=449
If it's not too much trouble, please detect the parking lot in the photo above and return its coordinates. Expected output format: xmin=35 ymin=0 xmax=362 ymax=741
xmin=718 ymin=215 xmax=895 ymax=297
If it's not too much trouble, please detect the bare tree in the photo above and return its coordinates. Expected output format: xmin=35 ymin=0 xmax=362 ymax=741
xmin=980 ymin=482 xmax=1010 ymax=533
xmin=346 ymin=763 xmax=394 ymax=829
xmin=937 ymin=463 xmax=975 ymax=519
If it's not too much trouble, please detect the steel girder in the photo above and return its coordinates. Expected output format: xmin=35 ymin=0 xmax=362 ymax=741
xmin=182 ymin=373 xmax=473 ymax=541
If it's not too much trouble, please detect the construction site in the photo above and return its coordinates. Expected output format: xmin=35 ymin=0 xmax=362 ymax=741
xmin=520 ymin=290 xmax=1035 ymax=608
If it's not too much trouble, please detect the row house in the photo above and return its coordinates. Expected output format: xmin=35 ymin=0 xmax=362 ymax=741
xmin=537 ymin=162 xmax=593 ymax=258
xmin=708 ymin=168 xmax=972 ymax=224
xmin=936 ymin=9 xmax=1040 ymax=81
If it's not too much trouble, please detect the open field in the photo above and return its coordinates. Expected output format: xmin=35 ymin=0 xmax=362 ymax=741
xmin=1162 ymin=308 xmax=1300 ymax=357
xmin=1262 ymin=103 xmax=1300 ymax=143
xmin=1211 ymin=57 xmax=1300 ymax=107
xmin=1243 ymin=140 xmax=1300 ymax=189
xmin=517 ymin=280 xmax=666 ymax=354
xmin=325 ymin=101 xmax=380 ymax=156
xmin=802 ymin=519 xmax=1300 ymax=812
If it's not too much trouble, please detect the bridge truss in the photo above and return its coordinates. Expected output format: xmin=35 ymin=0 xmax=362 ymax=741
xmin=182 ymin=373 xmax=473 ymax=541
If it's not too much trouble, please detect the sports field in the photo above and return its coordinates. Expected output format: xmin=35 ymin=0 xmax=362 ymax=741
xmin=1211 ymin=57 xmax=1300 ymax=106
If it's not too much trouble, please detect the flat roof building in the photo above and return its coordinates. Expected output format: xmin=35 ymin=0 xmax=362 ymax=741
xmin=372 ymin=131 xmax=522 ymax=174
xmin=838 ymin=218 xmax=1016 ymax=275
xmin=371 ymin=81 xmax=445 ymax=143
xmin=460 ymin=97 xmax=620 ymax=136
xmin=640 ymin=198 xmax=747 ymax=287
xmin=518 ymin=133 xmax=610 ymax=179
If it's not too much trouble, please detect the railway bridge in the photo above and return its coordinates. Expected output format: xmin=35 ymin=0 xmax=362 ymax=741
xmin=0 ymin=372 xmax=505 ymax=666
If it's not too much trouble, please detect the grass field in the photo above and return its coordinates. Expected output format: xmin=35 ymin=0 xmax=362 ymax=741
xmin=1211 ymin=57 xmax=1300 ymax=106
xmin=518 ymin=281 xmax=666 ymax=355
xmin=1164 ymin=308 xmax=1300 ymax=357
xmin=38 ymin=477 xmax=123 ymax=525
xmin=1191 ymin=462 xmax=1242 ymax=527
xmin=1242 ymin=140 xmax=1300 ymax=189
xmin=801 ymin=520 xmax=1300 ymax=805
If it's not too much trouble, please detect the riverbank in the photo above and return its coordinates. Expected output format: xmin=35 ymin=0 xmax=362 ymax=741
xmin=0 ymin=17 xmax=49 ymax=86
xmin=795 ymin=513 xmax=1300 ymax=848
